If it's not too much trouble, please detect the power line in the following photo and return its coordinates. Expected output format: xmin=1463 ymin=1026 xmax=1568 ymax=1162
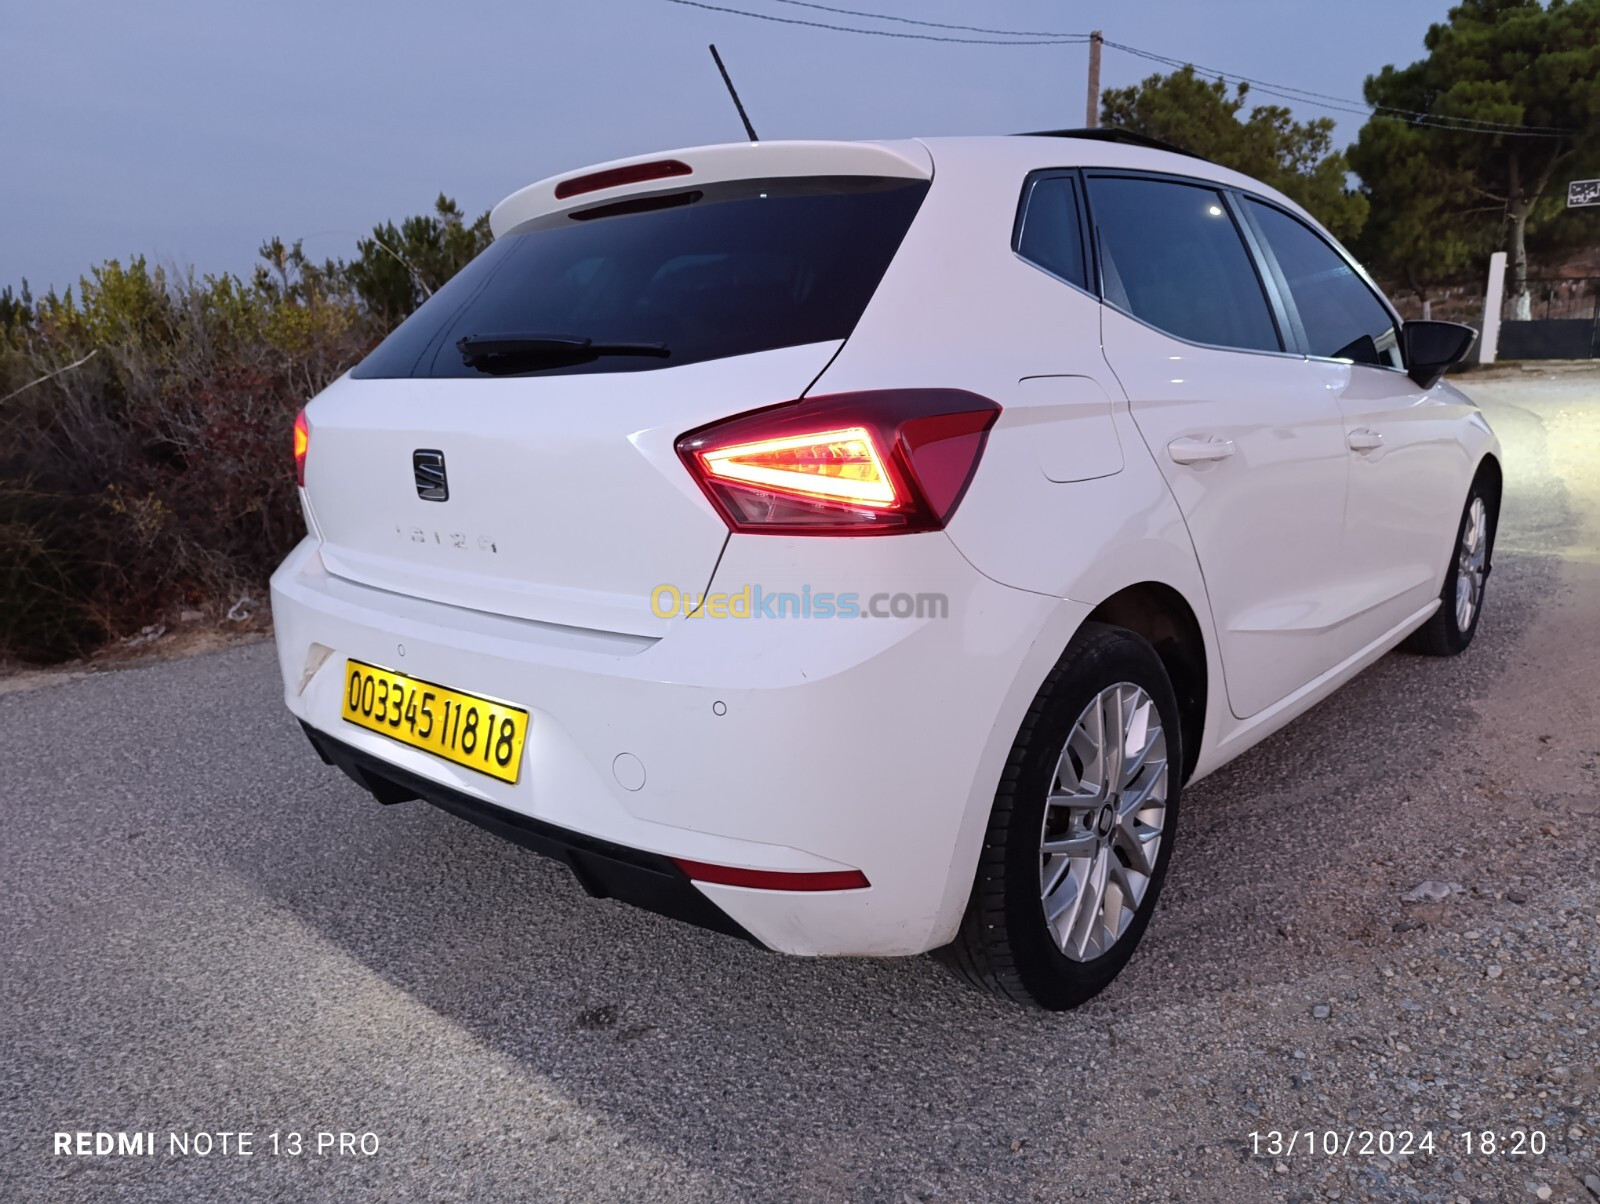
xmin=663 ymin=0 xmax=1575 ymax=139
xmin=1104 ymin=39 xmax=1575 ymax=137
xmin=662 ymin=0 xmax=1086 ymax=45
xmin=768 ymin=0 xmax=1086 ymax=39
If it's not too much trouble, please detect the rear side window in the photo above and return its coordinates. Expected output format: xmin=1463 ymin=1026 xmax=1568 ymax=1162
xmin=1015 ymin=173 xmax=1088 ymax=290
xmin=352 ymin=175 xmax=929 ymax=379
xmin=1087 ymin=176 xmax=1281 ymax=353
xmin=1245 ymin=200 xmax=1402 ymax=368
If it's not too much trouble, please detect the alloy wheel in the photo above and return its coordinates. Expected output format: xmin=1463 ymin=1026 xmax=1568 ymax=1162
xmin=1038 ymin=682 xmax=1170 ymax=962
xmin=1455 ymin=496 xmax=1489 ymax=632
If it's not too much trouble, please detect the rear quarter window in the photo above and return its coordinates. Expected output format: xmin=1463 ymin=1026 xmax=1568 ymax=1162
xmin=352 ymin=175 xmax=929 ymax=379
xmin=1014 ymin=173 xmax=1089 ymax=291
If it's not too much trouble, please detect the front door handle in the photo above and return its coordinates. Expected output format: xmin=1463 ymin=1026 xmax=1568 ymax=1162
xmin=1167 ymin=436 xmax=1236 ymax=465
xmin=1348 ymin=427 xmax=1384 ymax=453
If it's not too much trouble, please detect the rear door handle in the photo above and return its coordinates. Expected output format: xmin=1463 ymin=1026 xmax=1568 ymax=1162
xmin=1348 ymin=428 xmax=1384 ymax=453
xmin=1167 ymin=436 xmax=1235 ymax=465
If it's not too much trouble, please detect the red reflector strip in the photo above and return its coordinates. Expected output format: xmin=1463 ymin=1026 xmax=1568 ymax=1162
xmin=672 ymin=859 xmax=870 ymax=892
xmin=554 ymin=159 xmax=692 ymax=199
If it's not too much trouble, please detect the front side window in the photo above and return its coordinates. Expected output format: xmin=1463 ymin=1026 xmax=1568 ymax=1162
xmin=1086 ymin=176 xmax=1281 ymax=353
xmin=1014 ymin=173 xmax=1088 ymax=290
xmin=1245 ymin=200 xmax=1402 ymax=368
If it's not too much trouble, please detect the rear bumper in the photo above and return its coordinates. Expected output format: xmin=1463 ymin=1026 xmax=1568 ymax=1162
xmin=271 ymin=534 xmax=1078 ymax=956
xmin=300 ymin=722 xmax=756 ymax=943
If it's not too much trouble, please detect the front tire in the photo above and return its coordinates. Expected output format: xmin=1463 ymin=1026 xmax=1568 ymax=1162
xmin=939 ymin=622 xmax=1182 ymax=1011
xmin=1404 ymin=474 xmax=1496 ymax=657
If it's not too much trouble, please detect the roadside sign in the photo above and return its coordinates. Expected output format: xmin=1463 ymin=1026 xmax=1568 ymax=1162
xmin=1569 ymin=179 xmax=1600 ymax=207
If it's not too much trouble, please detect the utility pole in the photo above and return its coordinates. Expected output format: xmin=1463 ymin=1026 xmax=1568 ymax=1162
xmin=1085 ymin=31 xmax=1103 ymax=128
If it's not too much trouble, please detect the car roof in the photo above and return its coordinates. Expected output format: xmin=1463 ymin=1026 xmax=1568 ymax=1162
xmin=489 ymin=134 xmax=1311 ymax=239
xmin=919 ymin=134 xmax=1308 ymax=222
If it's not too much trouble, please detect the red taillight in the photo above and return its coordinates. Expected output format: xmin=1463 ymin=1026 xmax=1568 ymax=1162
xmin=554 ymin=158 xmax=692 ymax=199
xmin=672 ymin=858 xmax=870 ymax=892
xmin=293 ymin=407 xmax=309 ymax=487
xmin=676 ymin=390 xmax=1000 ymax=535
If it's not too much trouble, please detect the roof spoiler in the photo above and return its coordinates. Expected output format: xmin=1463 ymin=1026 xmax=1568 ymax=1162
xmin=490 ymin=140 xmax=933 ymax=239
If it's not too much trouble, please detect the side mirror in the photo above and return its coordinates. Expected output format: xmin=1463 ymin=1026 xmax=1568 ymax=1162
xmin=1403 ymin=321 xmax=1477 ymax=389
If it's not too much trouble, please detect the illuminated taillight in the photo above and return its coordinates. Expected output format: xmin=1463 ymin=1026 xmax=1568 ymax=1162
xmin=677 ymin=390 xmax=1000 ymax=535
xmin=700 ymin=426 xmax=897 ymax=507
xmin=293 ymin=407 xmax=309 ymax=487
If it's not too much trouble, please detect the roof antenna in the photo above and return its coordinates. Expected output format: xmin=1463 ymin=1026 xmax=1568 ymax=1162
xmin=708 ymin=44 xmax=759 ymax=142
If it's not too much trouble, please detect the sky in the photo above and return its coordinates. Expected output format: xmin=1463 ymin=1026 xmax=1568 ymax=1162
xmin=0 ymin=0 xmax=1454 ymax=295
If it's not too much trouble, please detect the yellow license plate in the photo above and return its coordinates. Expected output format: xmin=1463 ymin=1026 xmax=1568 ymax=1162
xmin=341 ymin=660 xmax=529 ymax=784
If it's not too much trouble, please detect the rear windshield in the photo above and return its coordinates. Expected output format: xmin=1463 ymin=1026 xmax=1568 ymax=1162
xmin=351 ymin=175 xmax=930 ymax=379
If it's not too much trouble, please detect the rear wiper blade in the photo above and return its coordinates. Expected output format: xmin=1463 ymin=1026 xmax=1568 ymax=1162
xmin=456 ymin=333 xmax=670 ymax=367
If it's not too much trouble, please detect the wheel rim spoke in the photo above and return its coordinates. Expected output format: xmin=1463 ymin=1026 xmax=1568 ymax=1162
xmin=1039 ymin=828 xmax=1097 ymax=898
xmin=1120 ymin=697 xmax=1159 ymax=788
xmin=1103 ymin=687 xmax=1126 ymax=798
xmin=1039 ymin=680 xmax=1169 ymax=963
xmin=1114 ymin=812 xmax=1162 ymax=876
xmin=1454 ymin=497 xmax=1488 ymax=630
xmin=1066 ymin=849 xmax=1108 ymax=958
xmin=1105 ymin=859 xmax=1143 ymax=940
xmin=1041 ymin=832 xmax=1098 ymax=855
xmin=1120 ymin=758 xmax=1167 ymax=814
xmin=1087 ymin=696 xmax=1109 ymax=797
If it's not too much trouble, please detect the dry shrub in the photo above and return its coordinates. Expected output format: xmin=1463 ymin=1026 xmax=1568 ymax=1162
xmin=0 ymin=253 xmax=373 ymax=661
xmin=0 ymin=200 xmax=488 ymax=663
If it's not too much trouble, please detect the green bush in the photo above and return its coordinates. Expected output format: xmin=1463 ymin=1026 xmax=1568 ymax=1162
xmin=0 ymin=199 xmax=485 ymax=663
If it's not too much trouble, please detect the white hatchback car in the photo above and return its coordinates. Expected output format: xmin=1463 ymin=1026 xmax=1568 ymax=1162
xmin=272 ymin=131 xmax=1499 ymax=1010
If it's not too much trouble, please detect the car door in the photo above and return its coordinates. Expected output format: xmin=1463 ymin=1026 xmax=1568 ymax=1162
xmin=1238 ymin=198 xmax=1473 ymax=652
xmin=1087 ymin=173 xmax=1354 ymax=721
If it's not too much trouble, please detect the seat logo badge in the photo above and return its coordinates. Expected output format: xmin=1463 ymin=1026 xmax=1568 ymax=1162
xmin=413 ymin=449 xmax=448 ymax=502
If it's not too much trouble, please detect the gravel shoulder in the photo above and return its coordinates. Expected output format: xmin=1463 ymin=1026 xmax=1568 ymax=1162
xmin=0 ymin=371 xmax=1596 ymax=1203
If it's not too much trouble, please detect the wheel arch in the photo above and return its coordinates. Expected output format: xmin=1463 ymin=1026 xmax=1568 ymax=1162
xmin=1474 ymin=452 xmax=1503 ymax=522
xmin=1084 ymin=581 xmax=1208 ymax=783
xmin=1468 ymin=451 xmax=1503 ymax=583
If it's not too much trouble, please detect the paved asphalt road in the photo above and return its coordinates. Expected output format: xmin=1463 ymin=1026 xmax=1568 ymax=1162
xmin=3 ymin=367 xmax=1597 ymax=1203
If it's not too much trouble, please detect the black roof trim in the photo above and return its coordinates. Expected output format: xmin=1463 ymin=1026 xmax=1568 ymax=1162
xmin=1013 ymin=127 xmax=1207 ymax=162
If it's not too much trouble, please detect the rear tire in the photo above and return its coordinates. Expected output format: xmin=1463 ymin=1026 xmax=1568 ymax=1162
xmin=1404 ymin=474 xmax=1496 ymax=657
xmin=938 ymin=622 xmax=1182 ymax=1011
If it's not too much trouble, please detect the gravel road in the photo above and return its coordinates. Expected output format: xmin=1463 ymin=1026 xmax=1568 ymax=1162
xmin=2 ymin=366 xmax=1597 ymax=1203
